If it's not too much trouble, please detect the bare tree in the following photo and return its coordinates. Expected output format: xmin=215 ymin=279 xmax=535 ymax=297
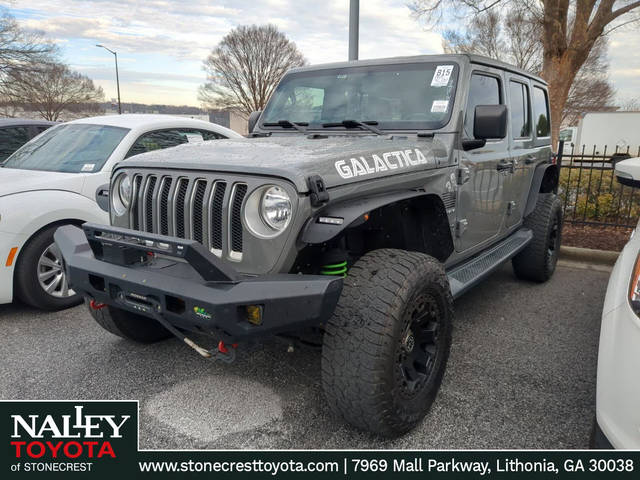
xmin=199 ymin=24 xmax=306 ymax=118
xmin=619 ymin=97 xmax=640 ymax=111
xmin=0 ymin=9 xmax=56 ymax=78
xmin=2 ymin=63 xmax=104 ymax=121
xmin=410 ymin=0 xmax=640 ymax=143
xmin=442 ymin=6 xmax=616 ymax=128
xmin=0 ymin=8 xmax=58 ymax=117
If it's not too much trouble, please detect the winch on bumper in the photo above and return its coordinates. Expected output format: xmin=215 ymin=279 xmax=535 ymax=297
xmin=54 ymin=223 xmax=343 ymax=342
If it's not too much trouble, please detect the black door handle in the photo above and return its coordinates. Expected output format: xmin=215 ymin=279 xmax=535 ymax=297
xmin=524 ymin=156 xmax=536 ymax=164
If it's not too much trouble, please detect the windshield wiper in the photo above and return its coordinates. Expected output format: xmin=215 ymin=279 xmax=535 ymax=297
xmin=262 ymin=120 xmax=308 ymax=133
xmin=321 ymin=120 xmax=383 ymax=135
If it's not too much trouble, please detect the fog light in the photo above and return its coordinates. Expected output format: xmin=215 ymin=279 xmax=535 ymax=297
xmin=246 ymin=305 xmax=263 ymax=325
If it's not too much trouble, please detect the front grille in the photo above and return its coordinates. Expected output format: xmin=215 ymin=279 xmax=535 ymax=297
xmin=230 ymin=184 xmax=247 ymax=256
xmin=130 ymin=174 xmax=247 ymax=259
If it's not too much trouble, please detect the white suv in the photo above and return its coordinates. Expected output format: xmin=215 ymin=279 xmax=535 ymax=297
xmin=0 ymin=114 xmax=240 ymax=310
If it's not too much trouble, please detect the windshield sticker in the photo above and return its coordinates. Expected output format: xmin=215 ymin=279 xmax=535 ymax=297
xmin=185 ymin=133 xmax=204 ymax=143
xmin=81 ymin=163 xmax=95 ymax=172
xmin=335 ymin=149 xmax=434 ymax=179
xmin=431 ymin=65 xmax=454 ymax=87
xmin=431 ymin=100 xmax=449 ymax=113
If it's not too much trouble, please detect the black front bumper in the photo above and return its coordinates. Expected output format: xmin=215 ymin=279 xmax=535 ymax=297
xmin=54 ymin=224 xmax=343 ymax=341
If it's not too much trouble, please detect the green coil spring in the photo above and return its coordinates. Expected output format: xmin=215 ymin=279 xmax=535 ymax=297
xmin=320 ymin=261 xmax=348 ymax=277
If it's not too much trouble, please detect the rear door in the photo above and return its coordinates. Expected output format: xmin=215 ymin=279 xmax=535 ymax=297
xmin=505 ymin=81 xmax=552 ymax=229
xmin=504 ymin=75 xmax=536 ymax=229
xmin=455 ymin=67 xmax=509 ymax=252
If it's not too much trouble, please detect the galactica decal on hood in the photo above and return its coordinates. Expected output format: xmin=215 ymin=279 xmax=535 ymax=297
xmin=115 ymin=136 xmax=451 ymax=192
xmin=335 ymin=149 xmax=434 ymax=179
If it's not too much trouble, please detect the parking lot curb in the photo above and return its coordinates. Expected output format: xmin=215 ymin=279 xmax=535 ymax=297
xmin=559 ymin=245 xmax=619 ymax=266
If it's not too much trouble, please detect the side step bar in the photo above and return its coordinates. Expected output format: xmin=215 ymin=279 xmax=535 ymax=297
xmin=447 ymin=229 xmax=533 ymax=299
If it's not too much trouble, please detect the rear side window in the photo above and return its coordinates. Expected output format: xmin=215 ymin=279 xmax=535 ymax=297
xmin=509 ymin=81 xmax=530 ymax=138
xmin=198 ymin=129 xmax=226 ymax=141
xmin=34 ymin=126 xmax=51 ymax=135
xmin=532 ymin=87 xmax=550 ymax=137
xmin=127 ymin=130 xmax=188 ymax=158
xmin=465 ymin=73 xmax=501 ymax=138
xmin=126 ymin=128 xmax=226 ymax=158
xmin=0 ymin=126 xmax=30 ymax=162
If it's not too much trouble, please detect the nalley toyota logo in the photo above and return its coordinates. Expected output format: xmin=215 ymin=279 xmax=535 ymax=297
xmin=2 ymin=400 xmax=138 ymax=475
xmin=11 ymin=405 xmax=129 ymax=459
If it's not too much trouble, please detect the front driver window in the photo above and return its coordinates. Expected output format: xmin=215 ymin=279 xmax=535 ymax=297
xmin=465 ymin=73 xmax=501 ymax=139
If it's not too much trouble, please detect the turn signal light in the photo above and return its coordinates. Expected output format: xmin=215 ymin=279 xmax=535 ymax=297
xmin=5 ymin=247 xmax=18 ymax=267
xmin=629 ymin=253 xmax=640 ymax=315
xmin=246 ymin=305 xmax=263 ymax=325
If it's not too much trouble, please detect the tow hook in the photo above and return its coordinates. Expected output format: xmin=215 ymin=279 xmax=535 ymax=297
xmin=89 ymin=299 xmax=107 ymax=310
xmin=145 ymin=301 xmax=237 ymax=363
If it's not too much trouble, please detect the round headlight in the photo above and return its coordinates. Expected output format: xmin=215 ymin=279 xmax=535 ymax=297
xmin=119 ymin=175 xmax=132 ymax=207
xmin=260 ymin=186 xmax=292 ymax=231
xmin=111 ymin=173 xmax=131 ymax=217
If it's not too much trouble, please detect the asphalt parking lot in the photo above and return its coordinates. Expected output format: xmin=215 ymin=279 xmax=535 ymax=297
xmin=0 ymin=263 xmax=609 ymax=449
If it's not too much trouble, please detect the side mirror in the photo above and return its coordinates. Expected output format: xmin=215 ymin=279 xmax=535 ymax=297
xmin=248 ymin=110 xmax=262 ymax=133
xmin=615 ymin=157 xmax=640 ymax=189
xmin=474 ymin=104 xmax=508 ymax=140
xmin=462 ymin=104 xmax=508 ymax=151
xmin=95 ymin=184 xmax=110 ymax=212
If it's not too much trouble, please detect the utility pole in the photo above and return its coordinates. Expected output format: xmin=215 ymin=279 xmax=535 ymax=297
xmin=96 ymin=44 xmax=122 ymax=114
xmin=349 ymin=0 xmax=359 ymax=61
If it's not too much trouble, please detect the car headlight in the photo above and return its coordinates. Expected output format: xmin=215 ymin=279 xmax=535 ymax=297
xmin=244 ymin=185 xmax=293 ymax=238
xmin=260 ymin=186 xmax=291 ymax=231
xmin=119 ymin=175 xmax=132 ymax=208
xmin=112 ymin=173 xmax=131 ymax=217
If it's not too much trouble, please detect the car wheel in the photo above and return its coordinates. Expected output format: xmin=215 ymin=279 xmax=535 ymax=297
xmin=15 ymin=225 xmax=83 ymax=311
xmin=512 ymin=193 xmax=563 ymax=282
xmin=321 ymin=248 xmax=453 ymax=437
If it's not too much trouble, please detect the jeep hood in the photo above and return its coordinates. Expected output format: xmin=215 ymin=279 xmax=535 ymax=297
xmin=116 ymin=135 xmax=451 ymax=193
xmin=0 ymin=167 xmax=85 ymax=198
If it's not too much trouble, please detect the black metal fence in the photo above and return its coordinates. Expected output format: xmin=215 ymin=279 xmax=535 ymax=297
xmin=557 ymin=141 xmax=640 ymax=229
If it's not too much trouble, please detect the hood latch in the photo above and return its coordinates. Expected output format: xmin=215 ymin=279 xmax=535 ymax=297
xmin=307 ymin=174 xmax=329 ymax=207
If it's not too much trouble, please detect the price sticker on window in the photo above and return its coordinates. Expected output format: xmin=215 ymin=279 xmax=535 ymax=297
xmin=431 ymin=100 xmax=449 ymax=113
xmin=431 ymin=65 xmax=454 ymax=87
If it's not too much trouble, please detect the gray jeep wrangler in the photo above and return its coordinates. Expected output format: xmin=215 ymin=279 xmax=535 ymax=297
xmin=55 ymin=54 xmax=561 ymax=436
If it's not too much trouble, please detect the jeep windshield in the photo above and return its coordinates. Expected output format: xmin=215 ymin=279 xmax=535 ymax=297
xmin=260 ymin=62 xmax=459 ymax=131
xmin=1 ymin=123 xmax=129 ymax=173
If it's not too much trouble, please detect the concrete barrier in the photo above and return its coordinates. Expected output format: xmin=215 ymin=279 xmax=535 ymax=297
xmin=559 ymin=245 xmax=619 ymax=267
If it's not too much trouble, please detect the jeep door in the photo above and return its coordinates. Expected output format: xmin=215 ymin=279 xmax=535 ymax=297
xmin=503 ymin=75 xmax=538 ymax=229
xmin=455 ymin=68 xmax=509 ymax=252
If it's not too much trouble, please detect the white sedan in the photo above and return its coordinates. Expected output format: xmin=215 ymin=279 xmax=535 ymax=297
xmin=594 ymin=157 xmax=640 ymax=448
xmin=0 ymin=114 xmax=240 ymax=310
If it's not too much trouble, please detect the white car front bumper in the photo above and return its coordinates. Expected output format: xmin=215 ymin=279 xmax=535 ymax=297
xmin=596 ymin=231 xmax=640 ymax=448
xmin=0 ymin=230 xmax=25 ymax=304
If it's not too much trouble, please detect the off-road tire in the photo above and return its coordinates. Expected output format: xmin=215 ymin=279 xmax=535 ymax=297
xmin=86 ymin=299 xmax=171 ymax=343
xmin=322 ymin=249 xmax=453 ymax=437
xmin=512 ymin=193 xmax=563 ymax=282
xmin=15 ymin=225 xmax=82 ymax=311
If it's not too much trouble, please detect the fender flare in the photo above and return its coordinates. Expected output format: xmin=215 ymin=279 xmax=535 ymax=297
xmin=524 ymin=163 xmax=559 ymax=218
xmin=300 ymin=189 xmax=437 ymax=245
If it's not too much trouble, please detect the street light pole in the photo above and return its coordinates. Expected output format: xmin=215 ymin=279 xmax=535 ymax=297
xmin=349 ymin=0 xmax=359 ymax=61
xmin=96 ymin=44 xmax=122 ymax=114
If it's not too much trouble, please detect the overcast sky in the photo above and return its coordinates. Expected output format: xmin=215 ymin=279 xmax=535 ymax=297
xmin=5 ymin=0 xmax=639 ymax=107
